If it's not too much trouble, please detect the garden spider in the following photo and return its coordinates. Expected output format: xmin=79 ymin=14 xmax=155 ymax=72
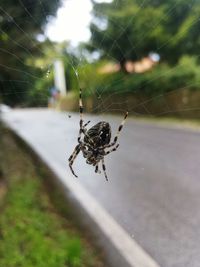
xmin=68 ymin=88 xmax=128 ymax=181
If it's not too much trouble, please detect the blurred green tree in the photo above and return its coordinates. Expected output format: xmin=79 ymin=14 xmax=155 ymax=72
xmin=0 ymin=0 xmax=62 ymax=106
xmin=26 ymin=40 xmax=80 ymax=106
xmin=88 ymin=0 xmax=200 ymax=71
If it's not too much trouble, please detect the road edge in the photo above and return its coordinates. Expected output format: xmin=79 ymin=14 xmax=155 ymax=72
xmin=2 ymin=117 xmax=160 ymax=267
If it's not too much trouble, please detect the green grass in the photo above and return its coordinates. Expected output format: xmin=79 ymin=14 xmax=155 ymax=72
xmin=0 ymin=127 xmax=106 ymax=267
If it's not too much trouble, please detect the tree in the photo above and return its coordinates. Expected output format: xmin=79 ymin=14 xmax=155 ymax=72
xmin=26 ymin=40 xmax=80 ymax=106
xmin=88 ymin=0 xmax=200 ymax=71
xmin=0 ymin=0 xmax=62 ymax=105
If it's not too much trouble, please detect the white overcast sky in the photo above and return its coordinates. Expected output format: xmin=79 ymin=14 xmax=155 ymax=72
xmin=45 ymin=0 xmax=112 ymax=45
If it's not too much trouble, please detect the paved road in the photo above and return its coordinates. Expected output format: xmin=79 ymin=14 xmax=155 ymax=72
xmin=2 ymin=109 xmax=200 ymax=267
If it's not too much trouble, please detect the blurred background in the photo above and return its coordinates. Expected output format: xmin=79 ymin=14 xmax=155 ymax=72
xmin=1 ymin=1 xmax=200 ymax=267
xmin=1 ymin=0 xmax=200 ymax=118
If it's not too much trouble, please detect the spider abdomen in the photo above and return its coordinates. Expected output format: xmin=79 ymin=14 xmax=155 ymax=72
xmin=68 ymin=87 xmax=128 ymax=180
xmin=84 ymin=121 xmax=111 ymax=147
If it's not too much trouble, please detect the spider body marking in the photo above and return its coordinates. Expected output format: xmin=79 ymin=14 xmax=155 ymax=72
xmin=82 ymin=121 xmax=111 ymax=165
xmin=84 ymin=121 xmax=111 ymax=147
xmin=68 ymin=87 xmax=128 ymax=181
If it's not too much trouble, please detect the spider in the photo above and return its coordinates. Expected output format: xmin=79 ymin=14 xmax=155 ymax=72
xmin=68 ymin=87 xmax=128 ymax=181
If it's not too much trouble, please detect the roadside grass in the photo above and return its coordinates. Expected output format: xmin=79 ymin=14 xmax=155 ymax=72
xmin=0 ymin=126 xmax=106 ymax=267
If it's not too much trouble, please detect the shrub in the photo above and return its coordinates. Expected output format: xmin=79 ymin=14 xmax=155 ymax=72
xmin=78 ymin=56 xmax=200 ymax=98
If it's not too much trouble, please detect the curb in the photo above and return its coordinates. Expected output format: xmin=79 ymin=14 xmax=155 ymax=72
xmin=2 ymin=116 xmax=160 ymax=267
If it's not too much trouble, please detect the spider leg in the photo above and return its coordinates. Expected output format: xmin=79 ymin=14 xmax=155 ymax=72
xmin=105 ymin=144 xmax=119 ymax=155
xmin=101 ymin=158 xmax=108 ymax=181
xmin=78 ymin=88 xmax=84 ymax=143
xmin=79 ymin=88 xmax=84 ymax=129
xmin=104 ymin=111 xmax=128 ymax=149
xmin=68 ymin=144 xmax=81 ymax=178
xmin=95 ymin=164 xmax=101 ymax=174
xmin=77 ymin=91 xmax=92 ymax=143
xmin=83 ymin=120 xmax=90 ymax=128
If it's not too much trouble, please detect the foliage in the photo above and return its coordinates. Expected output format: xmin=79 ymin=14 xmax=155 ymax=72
xmin=24 ymin=40 xmax=80 ymax=106
xmin=75 ymin=60 xmax=108 ymax=95
xmin=26 ymin=73 xmax=51 ymax=107
xmin=0 ymin=0 xmax=62 ymax=106
xmin=88 ymin=0 xmax=200 ymax=69
xmin=79 ymin=56 xmax=200 ymax=97
xmin=0 ymin=128 xmax=105 ymax=267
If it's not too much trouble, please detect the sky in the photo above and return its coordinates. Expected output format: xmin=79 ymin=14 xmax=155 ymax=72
xmin=45 ymin=0 xmax=112 ymax=46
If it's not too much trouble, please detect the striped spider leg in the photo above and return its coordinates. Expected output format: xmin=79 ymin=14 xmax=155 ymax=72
xmin=68 ymin=86 xmax=128 ymax=181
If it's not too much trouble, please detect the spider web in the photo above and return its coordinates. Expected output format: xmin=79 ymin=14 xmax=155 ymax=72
xmin=64 ymin=0 xmax=200 ymax=121
xmin=0 ymin=0 xmax=200 ymax=119
xmin=0 ymin=0 xmax=199 ymax=189
xmin=1 ymin=2 xmax=200 ymax=267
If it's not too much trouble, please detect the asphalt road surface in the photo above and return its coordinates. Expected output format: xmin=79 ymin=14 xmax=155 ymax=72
xmin=2 ymin=108 xmax=200 ymax=267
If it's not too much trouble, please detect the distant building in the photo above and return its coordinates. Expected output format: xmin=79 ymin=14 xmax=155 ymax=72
xmin=98 ymin=54 xmax=160 ymax=74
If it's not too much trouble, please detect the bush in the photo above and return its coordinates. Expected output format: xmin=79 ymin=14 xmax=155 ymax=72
xmin=78 ymin=56 xmax=200 ymax=98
